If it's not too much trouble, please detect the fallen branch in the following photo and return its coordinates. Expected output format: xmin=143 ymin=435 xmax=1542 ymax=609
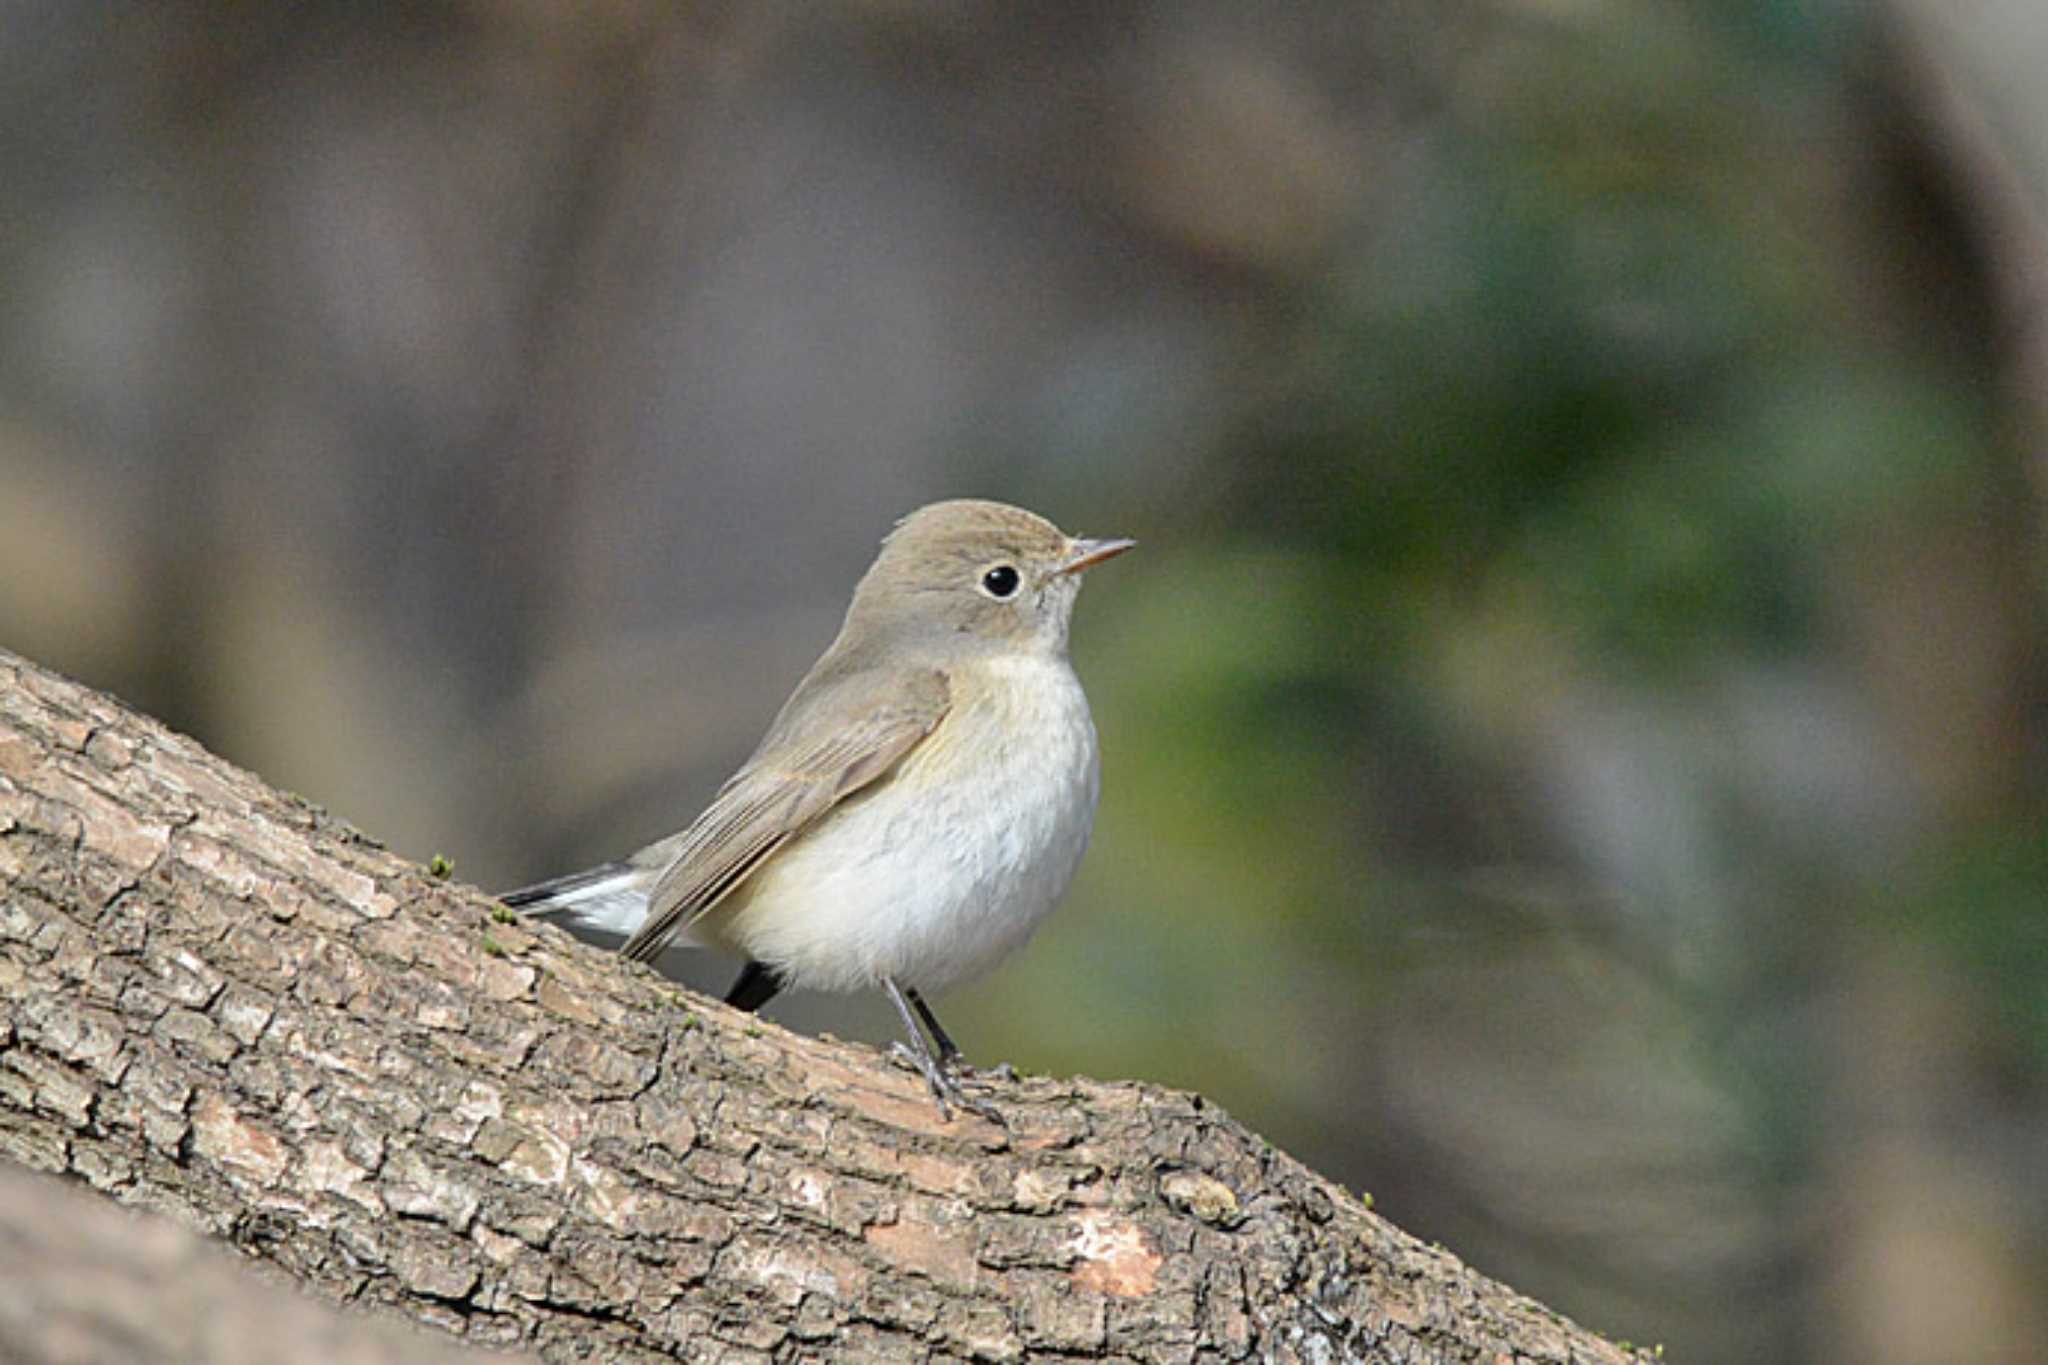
xmin=0 ymin=647 xmax=1650 ymax=1363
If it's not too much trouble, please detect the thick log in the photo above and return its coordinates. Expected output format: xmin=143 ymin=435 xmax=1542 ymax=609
xmin=0 ymin=647 xmax=1652 ymax=1363
xmin=0 ymin=1161 xmax=528 ymax=1364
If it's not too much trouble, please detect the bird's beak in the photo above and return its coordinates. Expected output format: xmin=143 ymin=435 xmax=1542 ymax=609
xmin=1055 ymin=536 xmax=1137 ymax=576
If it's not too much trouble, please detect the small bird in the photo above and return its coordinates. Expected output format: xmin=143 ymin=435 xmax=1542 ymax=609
xmin=503 ymin=499 xmax=1132 ymax=1120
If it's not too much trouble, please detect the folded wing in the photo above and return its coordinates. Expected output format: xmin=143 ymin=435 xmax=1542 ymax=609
xmin=620 ymin=668 xmax=950 ymax=962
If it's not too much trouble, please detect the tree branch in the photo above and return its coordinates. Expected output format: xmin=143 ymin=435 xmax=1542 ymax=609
xmin=0 ymin=1161 xmax=529 ymax=1364
xmin=0 ymin=646 xmax=1652 ymax=1363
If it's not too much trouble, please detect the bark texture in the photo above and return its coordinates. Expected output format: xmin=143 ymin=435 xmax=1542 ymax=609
xmin=0 ymin=1161 xmax=529 ymax=1364
xmin=0 ymin=647 xmax=1655 ymax=1364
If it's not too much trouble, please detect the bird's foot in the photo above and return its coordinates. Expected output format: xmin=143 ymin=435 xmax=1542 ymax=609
xmin=888 ymin=1042 xmax=1007 ymax=1125
xmin=937 ymin=1057 xmax=1016 ymax=1088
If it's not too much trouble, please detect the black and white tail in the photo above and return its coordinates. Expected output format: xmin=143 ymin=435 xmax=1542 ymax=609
xmin=504 ymin=860 xmax=769 ymax=1009
xmin=501 ymin=862 xmax=654 ymax=948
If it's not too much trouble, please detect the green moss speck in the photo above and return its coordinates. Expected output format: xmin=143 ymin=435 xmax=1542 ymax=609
xmin=489 ymin=904 xmax=517 ymax=924
xmin=481 ymin=936 xmax=506 ymax=958
xmin=427 ymin=854 xmax=455 ymax=879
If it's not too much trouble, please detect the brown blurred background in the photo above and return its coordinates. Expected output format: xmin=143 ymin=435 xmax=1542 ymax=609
xmin=4 ymin=2 xmax=2046 ymax=1361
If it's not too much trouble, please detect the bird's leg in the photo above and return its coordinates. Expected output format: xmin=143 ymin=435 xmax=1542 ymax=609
xmin=904 ymin=986 xmax=963 ymax=1064
xmin=883 ymin=978 xmax=1004 ymax=1124
xmin=724 ymin=960 xmax=781 ymax=1013
xmin=907 ymin=987 xmax=1016 ymax=1085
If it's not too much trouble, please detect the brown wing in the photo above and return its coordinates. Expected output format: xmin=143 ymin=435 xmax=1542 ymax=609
xmin=619 ymin=668 xmax=949 ymax=963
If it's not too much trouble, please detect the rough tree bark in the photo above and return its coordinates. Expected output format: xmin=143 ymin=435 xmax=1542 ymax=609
xmin=0 ymin=1161 xmax=527 ymax=1363
xmin=0 ymin=647 xmax=1655 ymax=1364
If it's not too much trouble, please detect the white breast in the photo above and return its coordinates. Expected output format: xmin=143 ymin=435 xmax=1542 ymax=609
xmin=708 ymin=655 xmax=1101 ymax=994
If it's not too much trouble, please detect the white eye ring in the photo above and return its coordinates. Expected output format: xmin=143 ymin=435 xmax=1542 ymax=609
xmin=978 ymin=563 xmax=1021 ymax=599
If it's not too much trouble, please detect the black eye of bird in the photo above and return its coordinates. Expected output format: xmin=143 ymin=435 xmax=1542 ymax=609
xmin=980 ymin=564 xmax=1020 ymax=598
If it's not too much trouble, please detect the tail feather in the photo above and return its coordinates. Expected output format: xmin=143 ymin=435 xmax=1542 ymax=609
xmin=502 ymin=861 xmax=635 ymax=910
xmin=500 ymin=862 xmax=653 ymax=944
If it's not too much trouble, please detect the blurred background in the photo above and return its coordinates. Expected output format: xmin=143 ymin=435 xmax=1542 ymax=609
xmin=3 ymin=1 xmax=2045 ymax=1360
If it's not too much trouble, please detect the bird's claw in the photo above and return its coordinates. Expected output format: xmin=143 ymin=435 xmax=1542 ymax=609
xmin=888 ymin=1042 xmax=1007 ymax=1125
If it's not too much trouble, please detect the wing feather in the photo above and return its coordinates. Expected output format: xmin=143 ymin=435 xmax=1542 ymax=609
xmin=619 ymin=669 xmax=949 ymax=963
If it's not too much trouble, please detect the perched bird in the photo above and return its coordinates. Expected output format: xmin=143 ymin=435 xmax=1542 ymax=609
xmin=503 ymin=499 xmax=1132 ymax=1119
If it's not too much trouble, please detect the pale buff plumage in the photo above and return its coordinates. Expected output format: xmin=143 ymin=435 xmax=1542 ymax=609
xmin=505 ymin=500 xmax=1132 ymax=1119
